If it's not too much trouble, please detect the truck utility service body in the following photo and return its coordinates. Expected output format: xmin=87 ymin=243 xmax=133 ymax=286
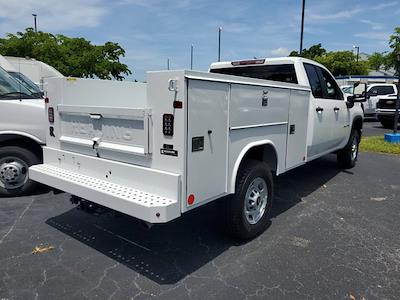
xmin=30 ymin=58 xmax=363 ymax=239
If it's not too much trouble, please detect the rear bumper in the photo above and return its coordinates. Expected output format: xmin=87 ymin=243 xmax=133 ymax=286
xmin=29 ymin=147 xmax=181 ymax=223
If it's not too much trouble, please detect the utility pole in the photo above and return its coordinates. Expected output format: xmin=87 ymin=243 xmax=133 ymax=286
xmin=353 ymin=45 xmax=360 ymax=63
xmin=32 ymin=14 xmax=37 ymax=32
xmin=190 ymin=44 xmax=194 ymax=70
xmin=299 ymin=0 xmax=305 ymax=54
xmin=167 ymin=58 xmax=170 ymax=70
xmin=218 ymin=27 xmax=222 ymax=62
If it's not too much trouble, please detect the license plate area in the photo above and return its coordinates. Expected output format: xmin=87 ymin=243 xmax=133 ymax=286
xmin=58 ymin=105 xmax=152 ymax=156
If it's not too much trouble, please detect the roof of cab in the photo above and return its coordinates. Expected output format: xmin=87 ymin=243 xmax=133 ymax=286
xmin=209 ymin=56 xmax=324 ymax=70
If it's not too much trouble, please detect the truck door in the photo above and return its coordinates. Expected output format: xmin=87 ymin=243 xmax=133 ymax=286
xmin=186 ymin=79 xmax=229 ymax=208
xmin=317 ymin=67 xmax=349 ymax=149
xmin=303 ymin=64 xmax=349 ymax=157
xmin=303 ymin=63 xmax=336 ymax=157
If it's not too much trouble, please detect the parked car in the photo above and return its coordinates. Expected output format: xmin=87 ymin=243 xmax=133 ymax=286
xmin=0 ymin=66 xmax=45 ymax=196
xmin=29 ymin=57 xmax=365 ymax=240
xmin=4 ymin=56 xmax=63 ymax=91
xmin=376 ymin=94 xmax=399 ymax=129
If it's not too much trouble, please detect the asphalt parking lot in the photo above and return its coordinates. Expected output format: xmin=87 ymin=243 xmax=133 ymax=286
xmin=1 ymin=146 xmax=399 ymax=300
xmin=363 ymin=117 xmax=399 ymax=137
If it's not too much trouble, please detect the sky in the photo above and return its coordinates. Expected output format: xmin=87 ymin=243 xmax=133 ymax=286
xmin=0 ymin=0 xmax=399 ymax=81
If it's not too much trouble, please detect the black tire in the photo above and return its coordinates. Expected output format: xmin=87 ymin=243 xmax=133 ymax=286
xmin=380 ymin=119 xmax=394 ymax=129
xmin=337 ymin=130 xmax=360 ymax=169
xmin=225 ymin=160 xmax=274 ymax=240
xmin=0 ymin=146 xmax=41 ymax=197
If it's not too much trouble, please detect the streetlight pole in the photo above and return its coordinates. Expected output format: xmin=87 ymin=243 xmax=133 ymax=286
xmin=299 ymin=0 xmax=305 ymax=54
xmin=190 ymin=44 xmax=194 ymax=70
xmin=32 ymin=14 xmax=37 ymax=32
xmin=218 ymin=27 xmax=222 ymax=62
xmin=353 ymin=45 xmax=360 ymax=63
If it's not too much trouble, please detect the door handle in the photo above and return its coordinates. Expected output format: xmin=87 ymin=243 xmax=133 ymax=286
xmin=90 ymin=114 xmax=102 ymax=120
xmin=316 ymin=107 xmax=324 ymax=112
xmin=334 ymin=107 xmax=340 ymax=112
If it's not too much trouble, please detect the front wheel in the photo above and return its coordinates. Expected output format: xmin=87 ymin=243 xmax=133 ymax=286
xmin=0 ymin=146 xmax=41 ymax=197
xmin=337 ymin=130 xmax=360 ymax=169
xmin=225 ymin=160 xmax=274 ymax=240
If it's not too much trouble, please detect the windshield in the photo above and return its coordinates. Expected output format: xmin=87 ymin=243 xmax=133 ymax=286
xmin=8 ymin=71 xmax=43 ymax=97
xmin=0 ymin=67 xmax=38 ymax=99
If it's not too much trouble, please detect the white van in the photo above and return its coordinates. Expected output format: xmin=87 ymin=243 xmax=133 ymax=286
xmin=4 ymin=56 xmax=63 ymax=91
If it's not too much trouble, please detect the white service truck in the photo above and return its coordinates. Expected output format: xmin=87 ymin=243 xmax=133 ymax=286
xmin=29 ymin=57 xmax=365 ymax=239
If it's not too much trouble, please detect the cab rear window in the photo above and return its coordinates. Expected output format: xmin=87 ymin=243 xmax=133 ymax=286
xmin=210 ymin=64 xmax=298 ymax=84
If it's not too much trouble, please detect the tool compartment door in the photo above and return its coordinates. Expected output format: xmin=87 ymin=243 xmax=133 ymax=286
xmin=186 ymin=79 xmax=229 ymax=208
xmin=285 ymin=89 xmax=310 ymax=169
xmin=58 ymin=105 xmax=152 ymax=158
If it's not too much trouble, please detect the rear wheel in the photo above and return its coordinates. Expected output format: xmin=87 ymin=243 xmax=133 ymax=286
xmin=0 ymin=146 xmax=40 ymax=197
xmin=225 ymin=160 xmax=273 ymax=240
xmin=337 ymin=130 xmax=360 ymax=169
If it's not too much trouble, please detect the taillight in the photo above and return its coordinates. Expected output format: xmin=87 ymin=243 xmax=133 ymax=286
xmin=48 ymin=107 xmax=54 ymax=123
xmin=163 ymin=114 xmax=174 ymax=136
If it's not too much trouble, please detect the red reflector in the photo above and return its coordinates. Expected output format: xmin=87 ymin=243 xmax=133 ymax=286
xmin=231 ymin=59 xmax=265 ymax=66
xmin=187 ymin=194 xmax=195 ymax=205
xmin=44 ymin=97 xmax=49 ymax=103
xmin=48 ymin=107 xmax=54 ymax=123
xmin=173 ymin=100 xmax=183 ymax=109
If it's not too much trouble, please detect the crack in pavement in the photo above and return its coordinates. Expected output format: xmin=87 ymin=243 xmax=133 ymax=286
xmin=0 ymin=198 xmax=35 ymax=244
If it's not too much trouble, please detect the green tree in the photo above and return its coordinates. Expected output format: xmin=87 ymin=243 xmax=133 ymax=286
xmin=289 ymin=43 xmax=326 ymax=59
xmin=0 ymin=28 xmax=131 ymax=80
xmin=385 ymin=27 xmax=400 ymax=75
xmin=368 ymin=52 xmax=387 ymax=71
xmin=314 ymin=51 xmax=369 ymax=76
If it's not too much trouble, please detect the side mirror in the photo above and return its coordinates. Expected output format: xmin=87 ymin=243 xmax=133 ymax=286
xmin=346 ymin=95 xmax=355 ymax=108
xmin=351 ymin=82 xmax=367 ymax=102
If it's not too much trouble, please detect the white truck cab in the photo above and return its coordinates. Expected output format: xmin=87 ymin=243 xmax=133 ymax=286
xmin=29 ymin=57 xmax=364 ymax=239
xmin=363 ymin=83 xmax=398 ymax=116
xmin=0 ymin=66 xmax=45 ymax=196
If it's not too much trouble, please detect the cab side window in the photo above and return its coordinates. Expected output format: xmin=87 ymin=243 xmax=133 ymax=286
xmin=369 ymin=86 xmax=395 ymax=96
xmin=318 ymin=68 xmax=344 ymax=100
xmin=304 ymin=63 xmax=323 ymax=98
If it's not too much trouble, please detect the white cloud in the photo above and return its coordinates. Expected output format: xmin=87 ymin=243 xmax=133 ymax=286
xmin=360 ymin=19 xmax=384 ymax=30
xmin=270 ymin=47 xmax=290 ymax=56
xmin=0 ymin=0 xmax=107 ymax=33
xmin=354 ymin=32 xmax=391 ymax=41
xmin=308 ymin=7 xmax=363 ymax=21
xmin=307 ymin=1 xmax=398 ymax=22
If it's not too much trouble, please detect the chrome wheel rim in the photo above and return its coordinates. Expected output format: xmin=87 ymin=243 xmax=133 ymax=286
xmin=0 ymin=156 xmax=29 ymax=190
xmin=351 ymin=137 xmax=358 ymax=161
xmin=244 ymin=177 xmax=268 ymax=225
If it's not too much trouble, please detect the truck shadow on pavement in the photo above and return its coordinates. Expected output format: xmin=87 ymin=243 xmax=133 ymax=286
xmin=46 ymin=155 xmax=342 ymax=284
